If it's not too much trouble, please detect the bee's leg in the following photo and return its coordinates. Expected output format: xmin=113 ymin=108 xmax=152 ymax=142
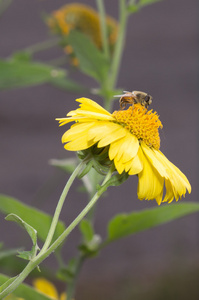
xmin=119 ymin=99 xmax=127 ymax=110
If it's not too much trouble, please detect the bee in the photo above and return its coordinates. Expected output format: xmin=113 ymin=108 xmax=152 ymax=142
xmin=114 ymin=90 xmax=152 ymax=109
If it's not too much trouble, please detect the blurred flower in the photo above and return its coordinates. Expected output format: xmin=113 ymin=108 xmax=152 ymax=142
xmin=56 ymin=98 xmax=191 ymax=205
xmin=33 ymin=278 xmax=67 ymax=300
xmin=47 ymin=3 xmax=118 ymax=64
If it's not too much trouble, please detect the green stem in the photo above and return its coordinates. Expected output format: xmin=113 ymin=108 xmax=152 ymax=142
xmin=40 ymin=160 xmax=85 ymax=253
xmin=96 ymin=0 xmax=110 ymax=60
xmin=109 ymin=0 xmax=128 ymax=89
xmin=0 ymin=166 xmax=113 ymax=299
xmin=66 ymin=255 xmax=85 ymax=300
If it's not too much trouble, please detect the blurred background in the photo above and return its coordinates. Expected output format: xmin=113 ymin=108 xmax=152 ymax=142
xmin=0 ymin=0 xmax=198 ymax=299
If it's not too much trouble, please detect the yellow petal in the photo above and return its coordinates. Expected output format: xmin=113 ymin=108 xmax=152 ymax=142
xmin=154 ymin=149 xmax=191 ymax=194
xmin=69 ymin=109 xmax=114 ymax=121
xmin=33 ymin=278 xmax=59 ymax=299
xmin=88 ymin=122 xmax=126 ymax=147
xmin=128 ymin=149 xmax=143 ymax=175
xmin=118 ymin=132 xmax=139 ymax=163
xmin=109 ymin=131 xmax=138 ymax=161
xmin=64 ymin=132 xmax=95 ymax=150
xmin=76 ymin=97 xmax=112 ymax=116
xmin=62 ymin=122 xmax=95 ymax=142
xmin=138 ymin=147 xmax=164 ymax=204
xmin=141 ymin=142 xmax=169 ymax=178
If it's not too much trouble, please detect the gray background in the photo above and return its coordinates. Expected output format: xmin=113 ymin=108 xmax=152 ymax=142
xmin=0 ymin=0 xmax=198 ymax=299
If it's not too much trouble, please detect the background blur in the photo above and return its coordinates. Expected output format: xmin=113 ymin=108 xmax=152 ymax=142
xmin=0 ymin=0 xmax=198 ymax=299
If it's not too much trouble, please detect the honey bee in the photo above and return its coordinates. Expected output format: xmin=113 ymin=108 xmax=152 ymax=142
xmin=114 ymin=90 xmax=153 ymax=109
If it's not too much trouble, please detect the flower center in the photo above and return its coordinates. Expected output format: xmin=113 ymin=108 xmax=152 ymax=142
xmin=112 ymin=104 xmax=163 ymax=149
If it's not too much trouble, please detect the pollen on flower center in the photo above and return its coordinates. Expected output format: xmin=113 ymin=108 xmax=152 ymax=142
xmin=112 ymin=104 xmax=163 ymax=149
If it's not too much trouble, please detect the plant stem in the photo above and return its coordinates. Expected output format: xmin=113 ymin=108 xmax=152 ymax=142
xmin=66 ymin=255 xmax=85 ymax=300
xmin=96 ymin=0 xmax=110 ymax=60
xmin=0 ymin=166 xmax=113 ymax=299
xmin=109 ymin=0 xmax=128 ymax=89
xmin=40 ymin=160 xmax=85 ymax=253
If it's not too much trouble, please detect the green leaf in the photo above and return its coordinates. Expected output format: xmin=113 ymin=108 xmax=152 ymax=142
xmin=107 ymin=202 xmax=199 ymax=242
xmin=50 ymin=76 xmax=88 ymax=93
xmin=79 ymin=219 xmax=94 ymax=242
xmin=127 ymin=0 xmax=162 ymax=13
xmin=0 ymin=247 xmax=22 ymax=261
xmin=140 ymin=0 xmax=162 ymax=5
xmin=67 ymin=30 xmax=109 ymax=83
xmin=0 ymin=59 xmax=66 ymax=90
xmin=0 ymin=275 xmax=17 ymax=293
xmin=57 ymin=258 xmax=78 ymax=283
xmin=49 ymin=158 xmax=78 ymax=174
xmin=6 ymin=214 xmax=37 ymax=245
xmin=0 ymin=194 xmax=65 ymax=243
xmin=127 ymin=4 xmax=140 ymax=13
xmin=5 ymin=213 xmax=39 ymax=260
xmin=0 ymin=274 xmax=53 ymax=300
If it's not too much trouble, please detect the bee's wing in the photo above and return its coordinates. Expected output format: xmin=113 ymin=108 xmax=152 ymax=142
xmin=114 ymin=91 xmax=132 ymax=98
xmin=113 ymin=94 xmax=125 ymax=98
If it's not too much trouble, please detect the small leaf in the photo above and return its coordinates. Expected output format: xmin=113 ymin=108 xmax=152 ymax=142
xmin=79 ymin=219 xmax=94 ymax=242
xmin=78 ymin=161 xmax=93 ymax=179
xmin=57 ymin=258 xmax=78 ymax=283
xmin=0 ymin=274 xmax=54 ymax=300
xmin=49 ymin=158 xmax=78 ymax=174
xmin=127 ymin=4 xmax=140 ymax=13
xmin=101 ymin=172 xmax=129 ymax=191
xmin=0 ymin=194 xmax=65 ymax=243
xmin=0 ymin=59 xmax=66 ymax=90
xmin=5 ymin=214 xmax=39 ymax=260
xmin=67 ymin=30 xmax=109 ymax=83
xmin=107 ymin=202 xmax=199 ymax=242
xmin=5 ymin=214 xmax=37 ymax=245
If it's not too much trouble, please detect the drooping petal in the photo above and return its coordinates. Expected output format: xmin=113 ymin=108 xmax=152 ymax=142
xmin=127 ymin=148 xmax=143 ymax=175
xmin=109 ymin=132 xmax=139 ymax=161
xmin=110 ymin=133 xmax=140 ymax=174
xmin=153 ymin=149 xmax=191 ymax=202
xmin=138 ymin=147 xmax=164 ymax=205
xmin=141 ymin=142 xmax=169 ymax=178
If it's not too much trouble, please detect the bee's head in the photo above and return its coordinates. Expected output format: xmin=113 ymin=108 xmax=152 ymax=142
xmin=144 ymin=94 xmax=152 ymax=106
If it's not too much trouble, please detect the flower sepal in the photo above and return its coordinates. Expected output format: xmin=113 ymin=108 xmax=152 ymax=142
xmin=77 ymin=145 xmax=112 ymax=177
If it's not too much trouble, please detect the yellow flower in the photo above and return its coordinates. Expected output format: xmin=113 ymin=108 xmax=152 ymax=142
xmin=33 ymin=278 xmax=67 ymax=300
xmin=47 ymin=3 xmax=118 ymax=59
xmin=56 ymin=98 xmax=191 ymax=205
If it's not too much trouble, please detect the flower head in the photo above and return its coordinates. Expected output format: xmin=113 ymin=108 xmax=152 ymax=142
xmin=56 ymin=98 xmax=191 ymax=205
xmin=47 ymin=3 xmax=118 ymax=64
